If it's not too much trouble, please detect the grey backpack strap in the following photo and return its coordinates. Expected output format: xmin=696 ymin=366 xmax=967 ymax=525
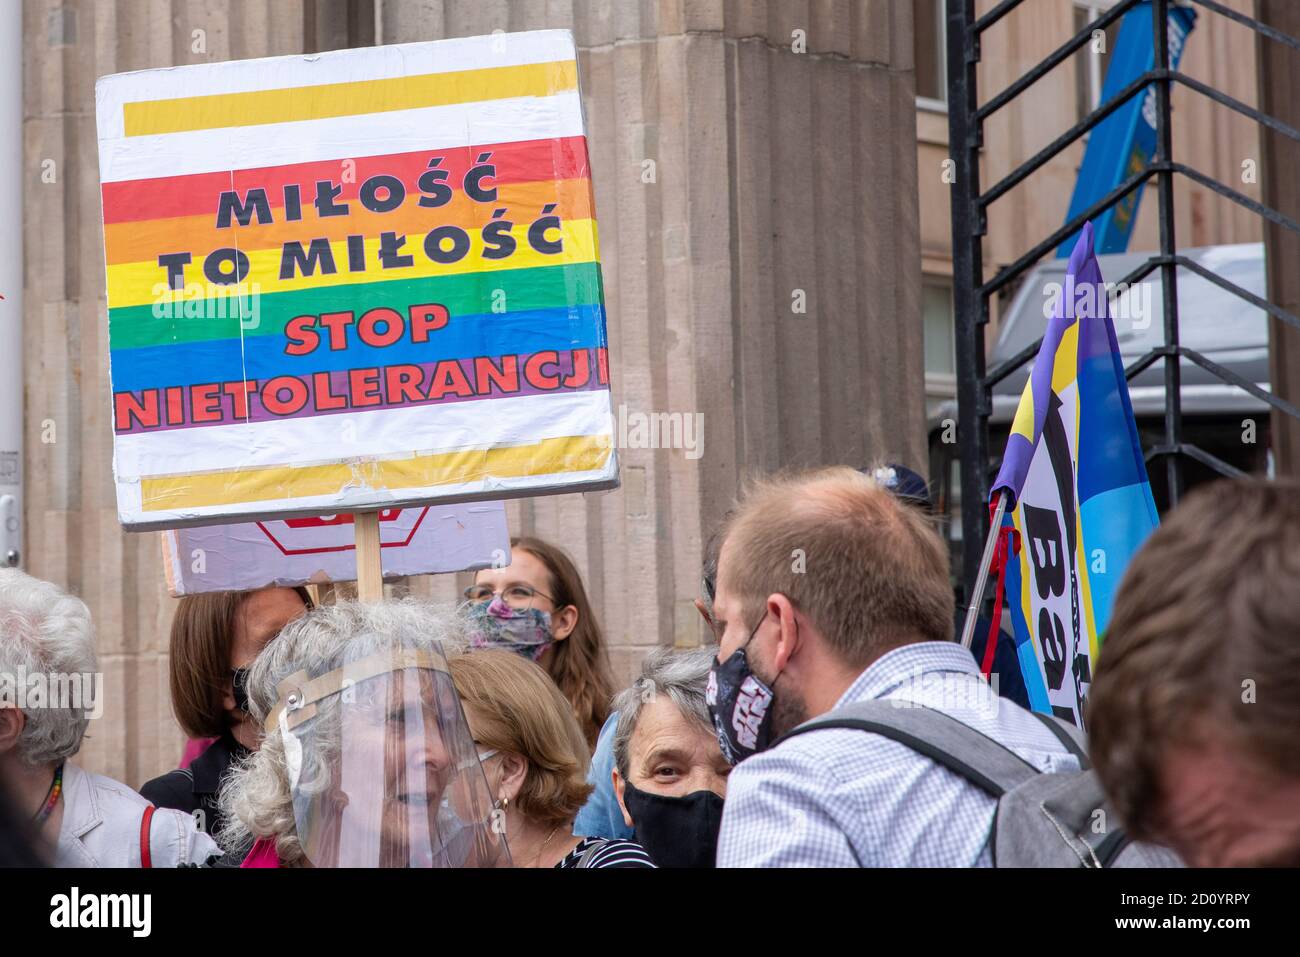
xmin=776 ymin=700 xmax=1041 ymax=797
xmin=1029 ymin=712 xmax=1090 ymax=769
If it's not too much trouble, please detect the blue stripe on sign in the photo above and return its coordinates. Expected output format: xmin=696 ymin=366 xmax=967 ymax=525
xmin=1002 ymin=544 xmax=1052 ymax=716
xmin=108 ymin=304 xmax=608 ymax=392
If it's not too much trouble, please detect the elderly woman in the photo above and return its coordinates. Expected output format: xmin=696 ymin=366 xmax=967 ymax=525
xmin=575 ymin=537 xmax=724 ymax=842
xmin=218 ymin=599 xmax=508 ymax=867
xmin=0 ymin=569 xmax=219 ymax=867
xmin=449 ymin=648 xmax=653 ymax=868
xmin=610 ymin=647 xmax=729 ymax=868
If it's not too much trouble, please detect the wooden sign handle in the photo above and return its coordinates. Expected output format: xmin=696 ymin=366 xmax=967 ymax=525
xmin=353 ymin=510 xmax=383 ymax=602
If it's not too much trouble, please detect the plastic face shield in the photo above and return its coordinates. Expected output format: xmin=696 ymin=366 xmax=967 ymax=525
xmin=265 ymin=646 xmax=510 ymax=868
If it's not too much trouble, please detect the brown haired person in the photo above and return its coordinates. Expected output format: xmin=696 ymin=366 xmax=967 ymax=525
xmin=140 ymin=586 xmax=309 ymax=837
xmin=465 ymin=536 xmax=614 ymax=749
xmin=449 ymin=649 xmax=653 ymax=867
xmin=1089 ymin=478 xmax=1300 ymax=868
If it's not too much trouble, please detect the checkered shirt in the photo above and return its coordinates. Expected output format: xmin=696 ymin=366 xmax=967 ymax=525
xmin=716 ymin=641 xmax=1082 ymax=867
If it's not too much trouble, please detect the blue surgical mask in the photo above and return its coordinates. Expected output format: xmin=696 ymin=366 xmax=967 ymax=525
xmin=427 ymin=796 xmax=487 ymax=868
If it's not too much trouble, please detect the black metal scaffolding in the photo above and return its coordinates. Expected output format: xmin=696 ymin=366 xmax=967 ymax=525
xmin=946 ymin=0 xmax=1300 ymax=594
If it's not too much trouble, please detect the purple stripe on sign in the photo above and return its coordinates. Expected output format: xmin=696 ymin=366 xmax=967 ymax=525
xmin=991 ymin=222 xmax=1100 ymax=503
xmin=995 ymin=433 xmax=1036 ymax=504
xmin=115 ymin=347 xmax=610 ymax=435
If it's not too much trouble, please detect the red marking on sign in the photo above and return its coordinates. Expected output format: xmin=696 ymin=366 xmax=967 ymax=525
xmin=256 ymin=507 xmax=429 ymax=556
xmin=282 ymin=509 xmax=402 ymax=529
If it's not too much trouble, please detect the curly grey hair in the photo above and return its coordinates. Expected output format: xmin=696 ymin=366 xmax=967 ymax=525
xmin=216 ymin=598 xmax=472 ymax=863
xmin=0 ymin=569 xmax=98 ymax=766
xmin=610 ymin=646 xmax=717 ymax=780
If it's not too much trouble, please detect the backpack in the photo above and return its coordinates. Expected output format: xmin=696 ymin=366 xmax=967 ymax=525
xmin=778 ymin=700 xmax=1182 ymax=868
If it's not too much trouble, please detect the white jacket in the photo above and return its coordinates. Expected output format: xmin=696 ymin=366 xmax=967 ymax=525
xmin=55 ymin=762 xmax=221 ymax=868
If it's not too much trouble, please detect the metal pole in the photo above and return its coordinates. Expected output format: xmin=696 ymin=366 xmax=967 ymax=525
xmin=0 ymin=2 xmax=22 ymax=568
xmin=1153 ymin=0 xmax=1183 ymax=506
xmin=960 ymin=491 xmax=1007 ymax=650
xmin=947 ymin=0 xmax=992 ymax=598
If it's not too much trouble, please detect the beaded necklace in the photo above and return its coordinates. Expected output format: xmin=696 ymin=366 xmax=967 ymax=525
xmin=33 ymin=763 xmax=64 ymax=826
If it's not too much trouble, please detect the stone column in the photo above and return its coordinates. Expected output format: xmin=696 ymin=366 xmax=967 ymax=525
xmin=384 ymin=0 xmax=925 ymax=672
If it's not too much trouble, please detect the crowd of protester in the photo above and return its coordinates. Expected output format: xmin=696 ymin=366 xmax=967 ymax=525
xmin=1 ymin=465 xmax=1296 ymax=868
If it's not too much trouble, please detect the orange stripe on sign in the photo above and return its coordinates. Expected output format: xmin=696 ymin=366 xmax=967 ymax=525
xmin=123 ymin=60 xmax=578 ymax=136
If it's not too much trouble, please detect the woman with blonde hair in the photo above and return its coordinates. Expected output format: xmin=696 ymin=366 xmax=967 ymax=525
xmin=465 ymin=536 xmax=614 ymax=749
xmin=448 ymin=649 xmax=653 ymax=868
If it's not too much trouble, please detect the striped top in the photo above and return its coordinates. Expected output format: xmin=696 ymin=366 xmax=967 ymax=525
xmin=716 ymin=642 xmax=1081 ymax=867
xmin=555 ymin=837 xmax=656 ymax=869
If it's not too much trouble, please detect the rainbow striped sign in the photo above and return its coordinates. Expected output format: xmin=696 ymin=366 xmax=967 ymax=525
xmin=96 ymin=30 xmax=617 ymax=530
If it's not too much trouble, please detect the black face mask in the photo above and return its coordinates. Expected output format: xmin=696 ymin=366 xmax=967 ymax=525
xmin=229 ymin=598 xmax=311 ymax=721
xmin=622 ymin=780 xmax=725 ymax=869
xmin=231 ymin=666 xmax=251 ymax=715
xmin=706 ymin=613 xmax=776 ymax=765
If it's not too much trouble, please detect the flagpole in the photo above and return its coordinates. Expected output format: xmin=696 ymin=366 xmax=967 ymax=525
xmin=960 ymin=490 xmax=1008 ymax=650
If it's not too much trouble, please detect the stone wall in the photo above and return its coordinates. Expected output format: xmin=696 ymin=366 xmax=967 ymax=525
xmin=22 ymin=0 xmax=925 ymax=787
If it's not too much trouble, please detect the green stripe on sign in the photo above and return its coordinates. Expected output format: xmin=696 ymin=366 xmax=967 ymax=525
xmin=107 ymin=262 xmax=605 ymax=350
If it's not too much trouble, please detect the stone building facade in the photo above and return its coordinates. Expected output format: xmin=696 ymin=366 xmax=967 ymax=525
xmin=22 ymin=0 xmax=925 ymax=785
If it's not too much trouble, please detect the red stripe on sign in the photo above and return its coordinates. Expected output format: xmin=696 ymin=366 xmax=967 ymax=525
xmin=101 ymin=135 xmax=591 ymax=225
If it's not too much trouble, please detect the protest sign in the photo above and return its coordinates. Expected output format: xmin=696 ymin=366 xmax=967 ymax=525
xmin=96 ymin=30 xmax=617 ymax=531
xmin=160 ymin=503 xmax=510 ymax=596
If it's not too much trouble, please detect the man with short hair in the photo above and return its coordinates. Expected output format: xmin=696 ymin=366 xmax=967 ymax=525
xmin=867 ymin=462 xmax=1031 ymax=708
xmin=710 ymin=467 xmax=1081 ymax=866
xmin=1089 ymin=477 xmax=1300 ymax=868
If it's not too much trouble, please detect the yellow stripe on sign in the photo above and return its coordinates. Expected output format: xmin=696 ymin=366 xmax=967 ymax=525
xmin=106 ymin=218 xmax=600 ymax=309
xmin=123 ymin=60 xmax=579 ymax=136
xmin=140 ymin=434 xmax=612 ymax=511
